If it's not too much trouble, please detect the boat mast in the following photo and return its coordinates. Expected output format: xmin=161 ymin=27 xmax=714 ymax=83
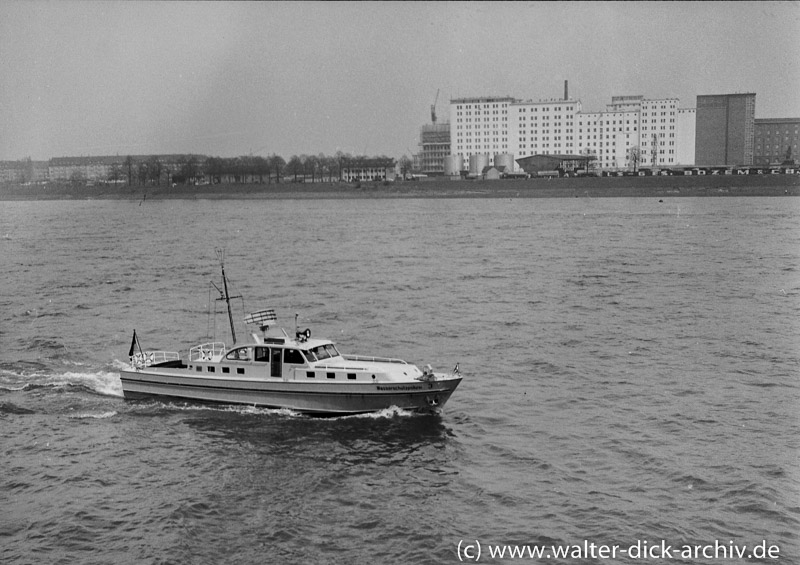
xmin=216 ymin=248 xmax=238 ymax=345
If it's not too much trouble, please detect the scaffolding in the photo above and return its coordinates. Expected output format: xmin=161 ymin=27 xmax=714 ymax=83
xmin=417 ymin=122 xmax=450 ymax=175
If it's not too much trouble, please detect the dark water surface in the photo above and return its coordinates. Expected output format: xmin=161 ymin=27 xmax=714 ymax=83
xmin=1 ymin=197 xmax=798 ymax=564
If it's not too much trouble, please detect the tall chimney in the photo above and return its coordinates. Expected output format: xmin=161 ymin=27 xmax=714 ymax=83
xmin=564 ymin=80 xmax=568 ymax=101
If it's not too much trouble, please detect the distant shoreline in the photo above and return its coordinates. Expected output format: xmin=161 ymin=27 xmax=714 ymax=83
xmin=2 ymin=174 xmax=798 ymax=200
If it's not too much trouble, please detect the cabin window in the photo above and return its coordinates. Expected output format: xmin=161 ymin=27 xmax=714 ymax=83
xmin=237 ymin=368 xmax=245 ymax=375
xmin=327 ymin=372 xmax=336 ymax=379
xmin=207 ymin=366 xmax=215 ymax=373
xmin=309 ymin=344 xmax=340 ymax=360
xmin=226 ymin=348 xmax=251 ymax=361
xmin=347 ymin=373 xmax=356 ymax=380
xmin=284 ymin=349 xmax=305 ymax=364
xmin=196 ymin=366 xmax=202 ymax=372
xmin=222 ymin=367 xmax=230 ymax=374
xmin=255 ymin=347 xmax=269 ymax=362
xmin=307 ymin=371 xmax=315 ymax=378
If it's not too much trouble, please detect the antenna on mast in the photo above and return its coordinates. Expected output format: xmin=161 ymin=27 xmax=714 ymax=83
xmin=215 ymin=248 xmax=241 ymax=345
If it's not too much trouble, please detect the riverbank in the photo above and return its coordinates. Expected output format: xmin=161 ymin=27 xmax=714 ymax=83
xmin=2 ymin=173 xmax=798 ymax=200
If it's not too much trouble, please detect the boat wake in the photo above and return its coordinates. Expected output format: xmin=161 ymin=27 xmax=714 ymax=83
xmin=0 ymin=363 xmax=124 ymax=398
xmin=334 ymin=406 xmax=416 ymax=420
xmin=68 ymin=410 xmax=118 ymax=420
xmin=118 ymin=399 xmax=419 ymax=420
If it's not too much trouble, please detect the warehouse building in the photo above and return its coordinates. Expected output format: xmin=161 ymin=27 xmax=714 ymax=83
xmin=515 ymin=154 xmax=596 ymax=176
xmin=754 ymin=117 xmax=800 ymax=165
xmin=695 ymin=93 xmax=756 ymax=166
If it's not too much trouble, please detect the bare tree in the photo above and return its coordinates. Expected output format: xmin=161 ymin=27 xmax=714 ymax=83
xmin=70 ymin=169 xmax=86 ymax=187
xmin=125 ymin=156 xmax=134 ymax=186
xmin=287 ymin=155 xmax=303 ymax=182
xmin=137 ymin=162 xmax=149 ymax=186
xmin=108 ymin=162 xmax=123 ymax=184
xmin=269 ymin=154 xmax=285 ymax=183
xmin=148 ymin=156 xmax=163 ymax=186
xmin=627 ymin=145 xmax=641 ymax=173
xmin=180 ymin=156 xmax=200 ymax=184
xmin=304 ymin=154 xmax=319 ymax=183
xmin=398 ymin=155 xmax=413 ymax=178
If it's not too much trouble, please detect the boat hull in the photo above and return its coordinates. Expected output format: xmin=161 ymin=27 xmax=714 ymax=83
xmin=119 ymin=369 xmax=461 ymax=415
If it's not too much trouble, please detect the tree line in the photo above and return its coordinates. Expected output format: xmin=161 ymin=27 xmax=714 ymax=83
xmin=111 ymin=152 xmax=411 ymax=186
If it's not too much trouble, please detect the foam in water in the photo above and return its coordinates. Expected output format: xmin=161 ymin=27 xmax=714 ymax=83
xmin=334 ymin=406 xmax=416 ymax=420
xmin=61 ymin=370 xmax=123 ymax=397
xmin=0 ymin=363 xmax=124 ymax=398
xmin=68 ymin=411 xmax=118 ymax=420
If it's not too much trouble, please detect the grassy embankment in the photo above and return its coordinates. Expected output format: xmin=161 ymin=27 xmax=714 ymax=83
xmin=1 ymin=173 xmax=798 ymax=200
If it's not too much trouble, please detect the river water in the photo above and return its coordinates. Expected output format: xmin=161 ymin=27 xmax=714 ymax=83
xmin=1 ymin=196 xmax=798 ymax=564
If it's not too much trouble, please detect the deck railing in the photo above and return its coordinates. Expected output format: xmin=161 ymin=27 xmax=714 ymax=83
xmin=189 ymin=342 xmax=227 ymax=362
xmin=131 ymin=350 xmax=180 ymax=368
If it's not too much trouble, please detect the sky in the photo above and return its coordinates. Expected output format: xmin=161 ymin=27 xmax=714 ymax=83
xmin=1 ymin=1 xmax=799 ymax=161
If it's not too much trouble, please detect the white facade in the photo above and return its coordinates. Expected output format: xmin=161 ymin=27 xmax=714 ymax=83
xmin=639 ymin=98 xmax=679 ymax=167
xmin=575 ymin=107 xmax=640 ymax=170
xmin=449 ymin=92 xmax=696 ymax=172
xmin=509 ymin=98 xmax=582 ymax=163
xmin=676 ymin=108 xmax=696 ymax=165
xmin=450 ymin=96 xmax=514 ymax=167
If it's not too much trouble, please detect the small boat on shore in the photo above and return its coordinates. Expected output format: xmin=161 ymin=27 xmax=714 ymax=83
xmin=119 ymin=253 xmax=462 ymax=415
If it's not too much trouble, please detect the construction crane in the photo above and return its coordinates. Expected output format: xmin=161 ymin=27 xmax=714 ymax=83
xmin=431 ymin=89 xmax=439 ymax=124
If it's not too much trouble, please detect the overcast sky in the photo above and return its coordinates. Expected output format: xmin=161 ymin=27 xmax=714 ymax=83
xmin=1 ymin=1 xmax=799 ymax=161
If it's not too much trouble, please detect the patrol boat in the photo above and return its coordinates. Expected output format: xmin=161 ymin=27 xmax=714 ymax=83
xmin=119 ymin=255 xmax=462 ymax=415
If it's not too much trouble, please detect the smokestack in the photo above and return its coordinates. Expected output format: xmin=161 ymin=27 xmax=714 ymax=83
xmin=564 ymin=80 xmax=568 ymax=101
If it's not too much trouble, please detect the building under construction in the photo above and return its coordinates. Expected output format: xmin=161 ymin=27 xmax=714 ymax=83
xmin=417 ymin=122 xmax=450 ymax=176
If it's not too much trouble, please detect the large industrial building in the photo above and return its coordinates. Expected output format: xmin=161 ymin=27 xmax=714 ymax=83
xmin=448 ymin=83 xmax=696 ymax=174
xmin=695 ymin=93 xmax=756 ymax=166
xmin=753 ymin=117 xmax=800 ymax=165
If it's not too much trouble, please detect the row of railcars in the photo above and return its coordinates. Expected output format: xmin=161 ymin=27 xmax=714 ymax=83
xmin=595 ymin=166 xmax=799 ymax=178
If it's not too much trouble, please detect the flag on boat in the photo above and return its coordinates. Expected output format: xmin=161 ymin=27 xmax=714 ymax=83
xmin=128 ymin=330 xmax=138 ymax=357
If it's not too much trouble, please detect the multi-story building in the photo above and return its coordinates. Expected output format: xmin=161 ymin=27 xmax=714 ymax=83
xmin=449 ymin=89 xmax=696 ymax=172
xmin=753 ymin=118 xmax=800 ymax=165
xmin=449 ymin=96 xmax=515 ymax=167
xmin=49 ymin=156 xmax=122 ymax=182
xmin=575 ymin=96 xmax=695 ymax=169
xmin=0 ymin=159 xmax=48 ymax=183
xmin=509 ymin=97 xmax=582 ymax=162
xmin=341 ymin=157 xmax=396 ymax=182
xmin=47 ymin=155 xmax=206 ymax=183
xmin=640 ymin=98 xmax=697 ymax=168
xmin=695 ymin=93 xmax=756 ymax=166
xmin=576 ymin=96 xmax=639 ymax=169
xmin=417 ymin=122 xmax=450 ymax=175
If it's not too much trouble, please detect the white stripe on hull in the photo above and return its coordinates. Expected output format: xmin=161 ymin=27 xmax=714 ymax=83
xmin=119 ymin=369 xmax=460 ymax=415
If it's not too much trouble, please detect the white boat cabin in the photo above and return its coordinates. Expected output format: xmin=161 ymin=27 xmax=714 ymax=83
xmin=184 ymin=334 xmax=421 ymax=383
